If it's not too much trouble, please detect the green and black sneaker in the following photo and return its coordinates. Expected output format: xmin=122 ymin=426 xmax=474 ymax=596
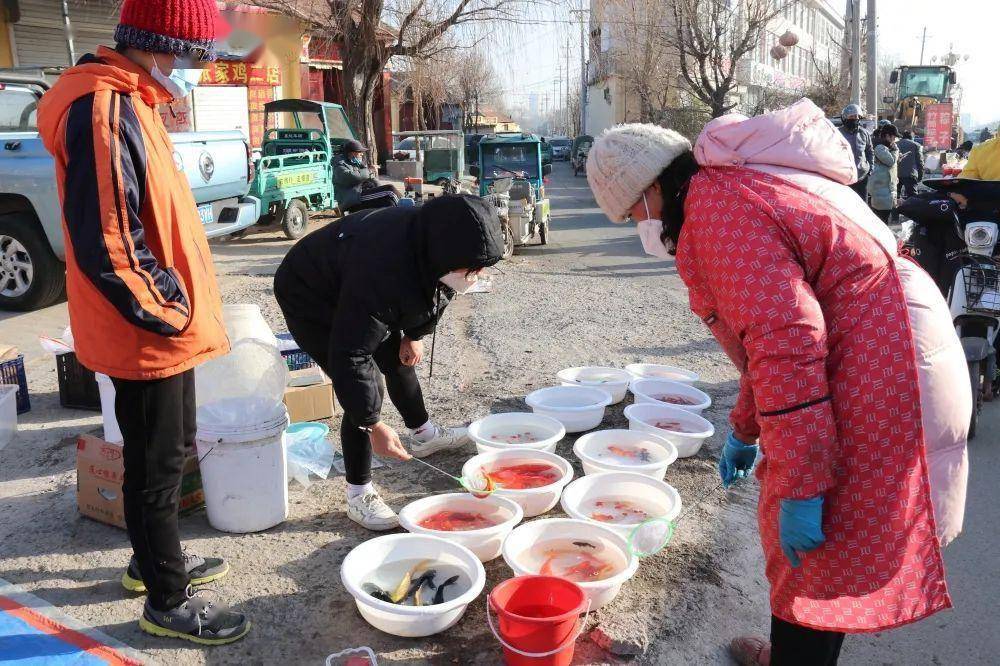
xmin=122 ymin=552 xmax=230 ymax=594
xmin=139 ymin=586 xmax=250 ymax=645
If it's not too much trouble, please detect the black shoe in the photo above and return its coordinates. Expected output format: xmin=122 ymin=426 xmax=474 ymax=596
xmin=139 ymin=586 xmax=250 ymax=645
xmin=122 ymin=551 xmax=229 ymax=594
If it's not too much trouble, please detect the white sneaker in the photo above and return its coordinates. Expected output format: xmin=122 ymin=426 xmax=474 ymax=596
xmin=346 ymin=491 xmax=399 ymax=531
xmin=409 ymin=426 xmax=471 ymax=458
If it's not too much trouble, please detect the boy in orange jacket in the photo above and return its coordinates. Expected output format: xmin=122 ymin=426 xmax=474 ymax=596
xmin=38 ymin=0 xmax=249 ymax=645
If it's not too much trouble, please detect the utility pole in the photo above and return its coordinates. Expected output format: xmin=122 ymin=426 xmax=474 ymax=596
xmin=850 ymin=0 xmax=862 ymax=106
xmin=865 ymin=0 xmax=878 ymax=118
xmin=919 ymin=26 xmax=928 ymax=65
xmin=563 ymin=39 xmax=573 ymax=135
xmin=570 ymin=8 xmax=588 ymax=135
xmin=61 ymin=0 xmax=76 ymax=65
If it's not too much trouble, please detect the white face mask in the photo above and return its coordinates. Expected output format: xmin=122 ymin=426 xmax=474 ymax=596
xmin=635 ymin=192 xmax=674 ymax=259
xmin=440 ymin=270 xmax=479 ymax=294
xmin=150 ymin=55 xmax=202 ymax=100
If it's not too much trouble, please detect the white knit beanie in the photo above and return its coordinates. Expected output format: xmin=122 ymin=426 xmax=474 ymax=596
xmin=586 ymin=124 xmax=693 ymax=222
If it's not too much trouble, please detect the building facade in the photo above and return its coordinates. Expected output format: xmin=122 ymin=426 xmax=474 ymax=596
xmin=735 ymin=0 xmax=846 ymax=114
xmin=584 ymin=0 xmax=845 ymax=135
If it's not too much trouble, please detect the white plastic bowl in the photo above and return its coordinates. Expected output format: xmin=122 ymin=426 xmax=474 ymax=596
xmin=624 ymin=364 xmax=699 ymax=386
xmin=467 ymin=412 xmax=566 ymax=455
xmin=501 ymin=518 xmax=639 ymax=610
xmin=340 ymin=533 xmax=486 ymax=637
xmin=462 ymin=448 xmax=574 ymax=518
xmin=623 ymin=403 xmax=715 ymax=458
xmin=573 ymin=429 xmax=678 ymax=480
xmin=560 ymin=471 xmax=682 ymax=541
xmin=556 ymin=366 xmax=632 ymax=404
xmin=630 ymin=378 xmax=712 ymax=415
xmin=525 ymin=385 xmax=613 ymax=433
xmin=398 ymin=492 xmax=524 ymax=562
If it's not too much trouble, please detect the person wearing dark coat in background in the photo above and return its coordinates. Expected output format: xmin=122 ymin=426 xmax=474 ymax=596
xmin=273 ymin=195 xmax=505 ymax=530
xmin=333 ymin=138 xmax=400 ymax=213
xmin=957 ymin=139 xmax=974 ymax=160
xmin=838 ymin=103 xmax=874 ymax=201
xmin=897 ymin=130 xmax=924 ymax=199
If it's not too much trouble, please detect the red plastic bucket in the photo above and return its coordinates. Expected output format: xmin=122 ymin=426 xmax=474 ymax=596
xmin=487 ymin=575 xmax=589 ymax=666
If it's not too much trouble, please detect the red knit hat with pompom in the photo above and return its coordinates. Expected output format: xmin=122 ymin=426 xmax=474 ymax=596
xmin=115 ymin=0 xmax=229 ymax=61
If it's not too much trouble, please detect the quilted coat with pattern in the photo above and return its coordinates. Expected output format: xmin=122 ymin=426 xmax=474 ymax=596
xmin=678 ymin=99 xmax=969 ymax=633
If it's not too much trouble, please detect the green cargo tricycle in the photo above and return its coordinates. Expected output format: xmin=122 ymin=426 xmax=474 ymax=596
xmin=248 ymin=99 xmax=358 ymax=239
xmin=473 ymin=133 xmax=553 ymax=258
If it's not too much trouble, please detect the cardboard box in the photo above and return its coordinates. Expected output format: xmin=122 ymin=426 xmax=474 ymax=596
xmin=76 ymin=435 xmax=204 ymax=529
xmin=283 ymin=378 xmax=335 ymax=422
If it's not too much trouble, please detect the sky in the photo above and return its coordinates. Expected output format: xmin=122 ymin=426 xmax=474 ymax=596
xmin=491 ymin=0 xmax=1000 ymax=127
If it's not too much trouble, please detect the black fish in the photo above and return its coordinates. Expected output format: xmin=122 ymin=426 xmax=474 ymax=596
xmin=432 ymin=575 xmax=460 ymax=605
xmin=404 ymin=570 xmax=438 ymax=605
xmin=573 ymin=541 xmax=596 ymax=549
xmin=362 ymin=582 xmax=393 ymax=603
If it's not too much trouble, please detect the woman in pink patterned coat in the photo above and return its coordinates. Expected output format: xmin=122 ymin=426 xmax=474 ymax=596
xmin=586 ymin=99 xmax=969 ymax=665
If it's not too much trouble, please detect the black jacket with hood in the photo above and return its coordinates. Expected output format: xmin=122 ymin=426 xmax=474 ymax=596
xmin=274 ymin=194 xmax=504 ymax=426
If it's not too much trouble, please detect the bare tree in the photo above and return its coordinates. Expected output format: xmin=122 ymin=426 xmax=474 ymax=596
xmin=667 ymin=0 xmax=798 ymax=118
xmin=455 ymin=50 xmax=500 ymax=131
xmin=806 ymin=45 xmax=849 ymax=116
xmin=253 ymin=0 xmax=534 ymax=159
xmin=611 ymin=0 xmax=680 ymax=122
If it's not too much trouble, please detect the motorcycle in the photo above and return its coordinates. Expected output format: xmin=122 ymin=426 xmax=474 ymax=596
xmin=900 ymin=178 xmax=1000 ymax=437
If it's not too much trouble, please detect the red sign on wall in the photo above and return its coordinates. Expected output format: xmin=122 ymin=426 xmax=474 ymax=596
xmin=924 ymin=103 xmax=954 ymax=150
xmin=248 ymin=85 xmax=275 ymax=147
xmin=199 ymin=62 xmax=281 ymax=86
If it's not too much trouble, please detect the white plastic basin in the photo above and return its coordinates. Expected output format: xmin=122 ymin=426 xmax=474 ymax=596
xmin=624 ymin=364 xmax=699 ymax=386
xmin=556 ymin=366 xmax=632 ymax=404
xmin=340 ymin=533 xmax=486 ymax=637
xmin=525 ymin=385 xmax=612 ymax=433
xmin=623 ymin=403 xmax=715 ymax=458
xmin=560 ymin=471 xmax=682 ymax=541
xmin=461 ymin=448 xmax=574 ymax=518
xmin=501 ymin=518 xmax=639 ymax=610
xmin=467 ymin=412 xmax=566 ymax=455
xmin=630 ymin=378 xmax=712 ymax=415
xmin=398 ymin=492 xmax=524 ymax=562
xmin=573 ymin=429 xmax=678 ymax=480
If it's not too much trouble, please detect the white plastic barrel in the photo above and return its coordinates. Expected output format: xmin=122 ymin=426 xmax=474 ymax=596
xmin=222 ymin=304 xmax=278 ymax=347
xmin=196 ymin=408 xmax=290 ymax=533
xmin=95 ymin=373 xmax=123 ymax=443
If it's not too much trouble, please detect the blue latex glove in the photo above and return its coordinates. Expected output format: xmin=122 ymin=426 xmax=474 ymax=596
xmin=779 ymin=496 xmax=825 ymax=567
xmin=718 ymin=433 xmax=759 ymax=488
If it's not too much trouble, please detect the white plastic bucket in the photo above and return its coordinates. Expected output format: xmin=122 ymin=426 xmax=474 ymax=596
xmin=222 ymin=303 xmax=278 ymax=347
xmin=340 ymin=533 xmax=486 ymax=637
xmin=556 ymin=366 xmax=632 ymax=404
xmin=468 ymin=412 xmax=566 ymax=455
xmin=501 ymin=518 xmax=639 ymax=610
xmin=196 ymin=409 xmax=290 ymax=533
xmin=624 ymin=364 xmax=699 ymax=386
xmin=572 ymin=429 xmax=678 ymax=480
xmin=629 ymin=378 xmax=712 ymax=415
xmin=462 ymin=448 xmax=574 ymax=518
xmin=0 ymin=384 xmax=17 ymax=450
xmin=398 ymin=492 xmax=524 ymax=562
xmin=94 ymin=373 xmax=122 ymax=443
xmin=560 ymin=471 xmax=682 ymax=541
xmin=525 ymin=386 xmax=612 ymax=433
xmin=624 ymin=403 xmax=715 ymax=458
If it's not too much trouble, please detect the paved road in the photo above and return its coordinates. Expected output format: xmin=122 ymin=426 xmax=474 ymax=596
xmin=1 ymin=161 xmax=996 ymax=664
xmin=544 ymin=161 xmax=1000 ymax=665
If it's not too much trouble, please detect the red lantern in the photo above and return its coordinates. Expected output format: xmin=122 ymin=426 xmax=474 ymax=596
xmin=779 ymin=30 xmax=799 ymax=48
xmin=770 ymin=44 xmax=788 ymax=60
